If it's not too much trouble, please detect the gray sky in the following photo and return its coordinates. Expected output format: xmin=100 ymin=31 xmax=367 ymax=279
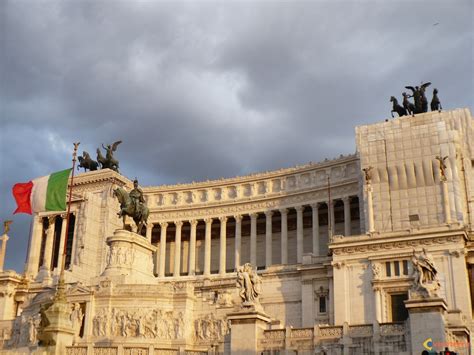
xmin=1 ymin=0 xmax=472 ymax=272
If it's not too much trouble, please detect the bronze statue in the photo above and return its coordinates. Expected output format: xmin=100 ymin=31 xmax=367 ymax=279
xmin=3 ymin=220 xmax=12 ymax=235
xmin=362 ymin=166 xmax=373 ymax=184
xmin=96 ymin=140 xmax=122 ymax=172
xmin=431 ymin=88 xmax=442 ymax=112
xmin=113 ymin=182 xmax=149 ymax=235
xmin=402 ymin=92 xmax=415 ymax=116
xmin=77 ymin=151 xmax=99 ymax=172
xmin=405 ymin=82 xmax=431 ymax=114
xmin=390 ymin=96 xmax=407 ymax=117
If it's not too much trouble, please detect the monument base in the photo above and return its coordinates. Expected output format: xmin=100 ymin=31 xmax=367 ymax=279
xmin=228 ymin=308 xmax=271 ymax=355
xmin=405 ymin=297 xmax=447 ymax=354
xmin=100 ymin=229 xmax=157 ymax=284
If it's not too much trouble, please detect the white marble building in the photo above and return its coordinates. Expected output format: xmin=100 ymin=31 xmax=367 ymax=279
xmin=0 ymin=108 xmax=473 ymax=354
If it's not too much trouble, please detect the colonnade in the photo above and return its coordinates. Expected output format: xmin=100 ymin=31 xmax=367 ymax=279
xmin=146 ymin=196 xmax=358 ymax=278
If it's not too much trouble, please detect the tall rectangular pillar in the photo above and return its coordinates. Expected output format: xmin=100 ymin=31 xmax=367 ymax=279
xmin=265 ymin=211 xmax=273 ymax=268
xmin=188 ymin=220 xmax=197 ymax=276
xmin=158 ymin=222 xmax=168 ymax=278
xmin=219 ymin=217 xmax=227 ymax=275
xmin=296 ymin=206 xmax=303 ymax=263
xmin=173 ymin=221 xmax=183 ymax=277
xmin=204 ymin=219 xmax=212 ymax=276
xmin=280 ymin=209 xmax=288 ymax=264
xmin=250 ymin=213 xmax=257 ymax=266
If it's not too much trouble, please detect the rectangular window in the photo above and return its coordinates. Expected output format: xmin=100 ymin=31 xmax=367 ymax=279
xmin=402 ymin=260 xmax=408 ymax=275
xmin=394 ymin=261 xmax=400 ymax=276
xmin=385 ymin=262 xmax=391 ymax=277
xmin=319 ymin=296 xmax=327 ymax=313
xmin=390 ymin=293 xmax=409 ymax=322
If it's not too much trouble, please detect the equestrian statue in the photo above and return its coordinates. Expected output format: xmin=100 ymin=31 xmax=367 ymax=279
xmin=113 ymin=179 xmax=149 ymax=235
xmin=77 ymin=151 xmax=99 ymax=172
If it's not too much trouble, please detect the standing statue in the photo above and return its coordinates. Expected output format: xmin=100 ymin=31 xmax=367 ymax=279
xmin=390 ymin=96 xmax=407 ymax=117
xmin=237 ymin=263 xmax=262 ymax=309
xmin=431 ymin=88 xmax=442 ymax=112
xmin=362 ymin=166 xmax=373 ymax=185
xmin=402 ymin=92 xmax=415 ymax=116
xmin=96 ymin=140 xmax=122 ymax=172
xmin=113 ymin=180 xmax=149 ymax=234
xmin=419 ymin=82 xmax=431 ymax=112
xmin=77 ymin=151 xmax=99 ymax=172
xmin=3 ymin=220 xmax=12 ymax=235
xmin=435 ymin=156 xmax=448 ymax=181
xmin=411 ymin=248 xmax=441 ymax=297
xmin=70 ymin=303 xmax=84 ymax=338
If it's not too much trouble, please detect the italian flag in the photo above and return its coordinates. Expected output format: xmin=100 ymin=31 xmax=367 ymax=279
xmin=12 ymin=169 xmax=72 ymax=215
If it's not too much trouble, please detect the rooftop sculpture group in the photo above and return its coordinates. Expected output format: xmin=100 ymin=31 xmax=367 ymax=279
xmin=77 ymin=140 xmax=122 ymax=173
xmin=390 ymin=82 xmax=442 ymax=118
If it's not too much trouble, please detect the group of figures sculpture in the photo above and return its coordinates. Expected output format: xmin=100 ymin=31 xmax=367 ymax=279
xmin=77 ymin=140 xmax=122 ymax=172
xmin=113 ymin=179 xmax=149 ymax=234
xmin=92 ymin=308 xmax=185 ymax=340
xmin=411 ymin=248 xmax=441 ymax=297
xmin=390 ymin=82 xmax=442 ymax=118
xmin=194 ymin=314 xmax=229 ymax=342
xmin=237 ymin=263 xmax=263 ymax=310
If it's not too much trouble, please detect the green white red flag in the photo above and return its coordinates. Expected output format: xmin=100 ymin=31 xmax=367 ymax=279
xmin=12 ymin=169 xmax=72 ymax=214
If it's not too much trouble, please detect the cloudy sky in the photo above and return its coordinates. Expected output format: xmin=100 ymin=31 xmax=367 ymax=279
xmin=1 ymin=0 xmax=472 ymax=272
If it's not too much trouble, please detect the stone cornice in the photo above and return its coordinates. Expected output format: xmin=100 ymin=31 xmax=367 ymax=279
xmin=72 ymin=169 xmax=131 ymax=189
xmin=330 ymin=228 xmax=467 ymax=256
xmin=144 ymin=154 xmax=358 ymax=192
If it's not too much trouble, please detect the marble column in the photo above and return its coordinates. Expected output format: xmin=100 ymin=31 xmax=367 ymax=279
xmin=265 ymin=211 xmax=273 ymax=268
xmin=25 ymin=215 xmax=44 ymax=278
xmin=173 ymin=221 xmax=183 ymax=277
xmin=188 ymin=220 xmax=198 ymax=276
xmin=145 ymin=223 xmax=153 ymax=242
xmin=234 ymin=215 xmax=242 ymax=270
xmin=250 ymin=213 xmax=258 ymax=266
xmin=311 ymin=203 xmax=320 ymax=256
xmin=296 ymin=206 xmax=304 ymax=263
xmin=366 ymin=185 xmax=375 ymax=233
xmin=56 ymin=215 xmax=68 ymax=273
xmin=343 ymin=197 xmax=351 ymax=236
xmin=280 ymin=209 xmax=288 ymax=264
xmin=374 ymin=286 xmax=382 ymax=323
xmin=204 ymin=218 xmax=213 ymax=276
xmin=219 ymin=216 xmax=227 ymax=275
xmin=159 ymin=222 xmax=168 ymax=278
xmin=0 ymin=234 xmax=9 ymax=272
xmin=38 ymin=216 xmax=56 ymax=282
xmin=442 ymin=180 xmax=452 ymax=224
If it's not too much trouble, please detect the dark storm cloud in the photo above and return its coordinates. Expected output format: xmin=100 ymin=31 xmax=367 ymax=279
xmin=1 ymin=0 xmax=472 ymax=271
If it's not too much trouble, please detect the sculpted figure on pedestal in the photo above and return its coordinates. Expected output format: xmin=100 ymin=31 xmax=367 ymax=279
xmin=237 ymin=263 xmax=262 ymax=309
xmin=70 ymin=303 xmax=84 ymax=338
xmin=113 ymin=180 xmax=149 ymax=234
xmin=411 ymin=248 xmax=441 ymax=297
xmin=97 ymin=140 xmax=121 ymax=172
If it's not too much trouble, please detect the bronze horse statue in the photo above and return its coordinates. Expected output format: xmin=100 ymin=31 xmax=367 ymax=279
xmin=390 ymin=96 xmax=407 ymax=117
xmin=113 ymin=187 xmax=149 ymax=235
xmin=77 ymin=151 xmax=99 ymax=172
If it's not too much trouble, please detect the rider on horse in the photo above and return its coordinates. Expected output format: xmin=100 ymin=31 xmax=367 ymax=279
xmin=129 ymin=179 xmax=145 ymax=218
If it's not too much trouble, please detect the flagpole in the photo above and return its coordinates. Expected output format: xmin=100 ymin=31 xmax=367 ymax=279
xmin=59 ymin=142 xmax=80 ymax=283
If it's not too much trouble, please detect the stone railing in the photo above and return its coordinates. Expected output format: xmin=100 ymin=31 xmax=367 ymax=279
xmin=318 ymin=325 xmax=343 ymax=338
xmin=66 ymin=347 xmax=88 ymax=355
xmin=348 ymin=324 xmax=373 ymax=337
xmin=65 ymin=346 xmax=182 ymax=355
xmin=260 ymin=329 xmax=286 ymax=349
xmin=379 ymin=322 xmax=406 ymax=336
xmin=93 ymin=347 xmax=118 ymax=355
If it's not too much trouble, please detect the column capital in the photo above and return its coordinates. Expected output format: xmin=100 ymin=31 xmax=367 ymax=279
xmin=59 ymin=213 xmax=67 ymax=219
xmin=264 ymin=210 xmax=273 ymax=218
xmin=190 ymin=220 xmax=199 ymax=227
xmin=146 ymin=223 xmax=154 ymax=229
xmin=310 ymin=203 xmax=319 ymax=210
xmin=342 ymin=196 xmax=351 ymax=203
xmin=234 ymin=215 xmax=243 ymax=222
xmin=204 ymin=218 xmax=213 ymax=225
xmin=46 ymin=215 xmax=57 ymax=225
xmin=219 ymin=216 xmax=228 ymax=223
xmin=295 ymin=205 xmax=304 ymax=213
xmin=279 ymin=208 xmax=288 ymax=215
xmin=174 ymin=221 xmax=183 ymax=227
xmin=159 ymin=222 xmax=169 ymax=228
xmin=249 ymin=213 xmax=258 ymax=220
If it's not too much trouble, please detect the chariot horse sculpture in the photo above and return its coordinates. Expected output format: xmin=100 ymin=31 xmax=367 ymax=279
xmin=113 ymin=187 xmax=149 ymax=235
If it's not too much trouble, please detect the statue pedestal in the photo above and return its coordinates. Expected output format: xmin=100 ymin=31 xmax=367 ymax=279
xmin=227 ymin=308 xmax=271 ymax=355
xmin=405 ymin=297 xmax=447 ymax=354
xmin=100 ymin=229 xmax=156 ymax=284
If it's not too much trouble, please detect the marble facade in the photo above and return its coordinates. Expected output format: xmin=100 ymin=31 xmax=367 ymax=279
xmin=0 ymin=108 xmax=473 ymax=354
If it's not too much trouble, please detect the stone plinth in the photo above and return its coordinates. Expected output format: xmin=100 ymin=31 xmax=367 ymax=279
xmin=100 ymin=229 xmax=157 ymax=284
xmin=405 ymin=297 xmax=447 ymax=354
xmin=228 ymin=309 xmax=271 ymax=355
